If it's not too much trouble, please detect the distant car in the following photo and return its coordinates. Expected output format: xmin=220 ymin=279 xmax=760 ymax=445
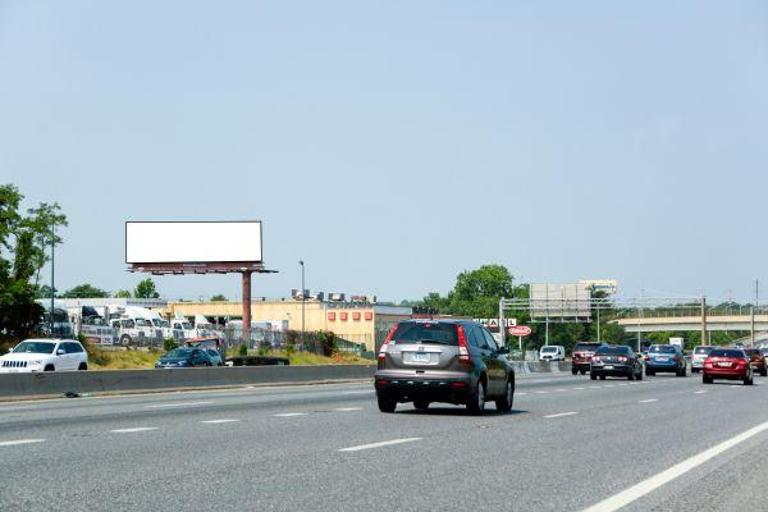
xmin=703 ymin=348 xmax=753 ymax=385
xmin=374 ymin=319 xmax=516 ymax=415
xmin=0 ymin=338 xmax=88 ymax=373
xmin=743 ymin=348 xmax=768 ymax=377
xmin=571 ymin=342 xmax=605 ymax=375
xmin=590 ymin=345 xmax=643 ymax=381
xmin=205 ymin=349 xmax=224 ymax=366
xmin=539 ymin=345 xmax=565 ymax=362
xmin=155 ymin=347 xmax=213 ymax=368
xmin=645 ymin=344 xmax=687 ymax=377
xmin=691 ymin=345 xmax=714 ymax=373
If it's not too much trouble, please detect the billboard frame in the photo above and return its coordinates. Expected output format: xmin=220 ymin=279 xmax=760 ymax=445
xmin=125 ymin=220 xmax=264 ymax=267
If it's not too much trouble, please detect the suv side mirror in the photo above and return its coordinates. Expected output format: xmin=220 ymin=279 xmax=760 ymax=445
xmin=56 ymin=349 xmax=65 ymax=355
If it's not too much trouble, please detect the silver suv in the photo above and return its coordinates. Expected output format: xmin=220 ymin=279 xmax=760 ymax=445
xmin=374 ymin=319 xmax=515 ymax=415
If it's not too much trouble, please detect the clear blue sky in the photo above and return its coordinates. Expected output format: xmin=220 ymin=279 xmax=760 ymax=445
xmin=1 ymin=1 xmax=767 ymax=303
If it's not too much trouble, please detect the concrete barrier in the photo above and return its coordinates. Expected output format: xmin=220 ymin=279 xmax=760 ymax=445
xmin=0 ymin=361 xmax=574 ymax=400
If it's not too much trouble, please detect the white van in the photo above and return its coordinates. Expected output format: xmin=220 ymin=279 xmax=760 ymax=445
xmin=539 ymin=345 xmax=566 ymax=362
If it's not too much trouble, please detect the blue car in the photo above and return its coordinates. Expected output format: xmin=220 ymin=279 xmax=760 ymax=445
xmin=645 ymin=344 xmax=687 ymax=377
xmin=155 ymin=347 xmax=213 ymax=369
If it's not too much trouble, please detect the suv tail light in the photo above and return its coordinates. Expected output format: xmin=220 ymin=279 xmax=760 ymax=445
xmin=378 ymin=324 xmax=398 ymax=362
xmin=456 ymin=325 xmax=471 ymax=365
xmin=618 ymin=356 xmax=628 ymax=362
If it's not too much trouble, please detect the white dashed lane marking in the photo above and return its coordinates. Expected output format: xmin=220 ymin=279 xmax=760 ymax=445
xmin=544 ymin=412 xmax=579 ymax=419
xmin=200 ymin=419 xmax=240 ymax=424
xmin=273 ymin=413 xmax=308 ymax=417
xmin=0 ymin=439 xmax=45 ymax=447
xmin=110 ymin=427 xmax=158 ymax=434
xmin=146 ymin=401 xmax=213 ymax=409
xmin=639 ymin=399 xmax=658 ymax=404
xmin=339 ymin=438 xmax=422 ymax=452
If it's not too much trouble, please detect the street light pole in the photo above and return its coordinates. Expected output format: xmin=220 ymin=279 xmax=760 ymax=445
xmin=49 ymin=222 xmax=55 ymax=335
xmin=299 ymin=260 xmax=305 ymax=346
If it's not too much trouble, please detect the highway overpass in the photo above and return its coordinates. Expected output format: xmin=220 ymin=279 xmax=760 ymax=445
xmin=614 ymin=314 xmax=768 ymax=333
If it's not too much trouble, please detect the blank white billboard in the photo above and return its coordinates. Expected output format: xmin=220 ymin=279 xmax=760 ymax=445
xmin=530 ymin=283 xmax=591 ymax=319
xmin=126 ymin=221 xmax=262 ymax=264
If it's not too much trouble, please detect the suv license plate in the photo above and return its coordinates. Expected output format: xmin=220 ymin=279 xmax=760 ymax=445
xmin=604 ymin=365 xmax=614 ymax=369
xmin=717 ymin=362 xmax=732 ymax=367
xmin=411 ymin=352 xmax=430 ymax=363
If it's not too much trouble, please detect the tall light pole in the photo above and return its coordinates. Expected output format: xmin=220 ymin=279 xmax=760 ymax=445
xmin=299 ymin=260 xmax=305 ymax=345
xmin=49 ymin=222 xmax=55 ymax=335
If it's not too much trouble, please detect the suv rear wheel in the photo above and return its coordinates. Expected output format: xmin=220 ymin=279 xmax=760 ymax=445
xmin=495 ymin=380 xmax=513 ymax=412
xmin=761 ymin=367 xmax=767 ymax=377
xmin=378 ymin=397 xmax=397 ymax=413
xmin=466 ymin=380 xmax=486 ymax=415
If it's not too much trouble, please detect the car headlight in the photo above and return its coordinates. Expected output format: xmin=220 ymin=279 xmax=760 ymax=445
xmin=177 ymin=361 xmax=187 ymax=366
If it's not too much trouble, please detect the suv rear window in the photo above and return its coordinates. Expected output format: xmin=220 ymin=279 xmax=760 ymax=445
xmin=573 ymin=343 xmax=601 ymax=352
xmin=391 ymin=322 xmax=458 ymax=345
xmin=649 ymin=345 xmax=676 ymax=353
xmin=595 ymin=346 xmax=629 ymax=355
xmin=694 ymin=346 xmax=713 ymax=355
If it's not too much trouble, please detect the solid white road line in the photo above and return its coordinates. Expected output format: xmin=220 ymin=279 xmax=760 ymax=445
xmin=517 ymin=392 xmax=528 ymax=396
xmin=273 ymin=413 xmax=308 ymax=417
xmin=110 ymin=427 xmax=158 ymax=434
xmin=146 ymin=401 xmax=212 ymax=409
xmin=342 ymin=390 xmax=374 ymax=395
xmin=535 ymin=391 xmax=550 ymax=394
xmin=694 ymin=390 xmax=707 ymax=394
xmin=639 ymin=399 xmax=658 ymax=403
xmin=333 ymin=407 xmax=362 ymax=412
xmin=339 ymin=437 xmax=422 ymax=452
xmin=555 ymin=388 xmax=568 ymax=392
xmin=0 ymin=439 xmax=45 ymax=447
xmin=544 ymin=412 xmax=579 ymax=419
xmin=573 ymin=387 xmax=585 ymax=390
xmin=200 ymin=419 xmax=240 ymax=424
xmin=581 ymin=420 xmax=768 ymax=512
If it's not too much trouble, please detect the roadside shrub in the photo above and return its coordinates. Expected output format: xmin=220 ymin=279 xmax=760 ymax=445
xmin=80 ymin=335 xmax=110 ymax=366
xmin=238 ymin=343 xmax=248 ymax=357
xmin=316 ymin=331 xmax=337 ymax=357
xmin=163 ymin=337 xmax=178 ymax=352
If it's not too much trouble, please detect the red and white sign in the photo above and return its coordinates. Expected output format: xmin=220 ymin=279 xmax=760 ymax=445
xmin=508 ymin=325 xmax=532 ymax=337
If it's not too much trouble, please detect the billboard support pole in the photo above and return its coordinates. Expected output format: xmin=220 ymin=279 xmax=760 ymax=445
xmin=499 ymin=298 xmax=505 ymax=347
xmin=242 ymin=271 xmax=252 ymax=348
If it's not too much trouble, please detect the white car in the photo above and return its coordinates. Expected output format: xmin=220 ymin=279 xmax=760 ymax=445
xmin=0 ymin=338 xmax=88 ymax=373
xmin=539 ymin=345 xmax=566 ymax=362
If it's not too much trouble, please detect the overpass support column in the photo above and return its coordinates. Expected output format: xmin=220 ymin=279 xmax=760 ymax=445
xmin=700 ymin=297 xmax=707 ymax=345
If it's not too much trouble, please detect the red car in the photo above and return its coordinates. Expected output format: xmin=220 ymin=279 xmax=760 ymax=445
xmin=571 ymin=342 xmax=606 ymax=375
xmin=702 ymin=348 xmax=754 ymax=385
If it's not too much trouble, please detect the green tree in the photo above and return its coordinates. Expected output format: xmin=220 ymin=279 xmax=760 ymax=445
xmin=210 ymin=294 xmax=227 ymax=302
xmin=25 ymin=202 xmax=68 ymax=287
xmin=0 ymin=184 xmax=66 ymax=341
xmin=61 ymin=283 xmax=109 ymax=298
xmin=447 ymin=264 xmax=516 ymax=318
xmin=134 ymin=278 xmax=160 ymax=299
xmin=114 ymin=289 xmax=132 ymax=298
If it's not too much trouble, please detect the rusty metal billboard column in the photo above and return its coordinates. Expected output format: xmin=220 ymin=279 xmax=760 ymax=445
xmin=242 ymin=271 xmax=252 ymax=346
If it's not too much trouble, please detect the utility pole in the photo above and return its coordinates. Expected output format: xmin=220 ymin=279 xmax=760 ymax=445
xmin=299 ymin=260 xmax=305 ymax=346
xmin=49 ymin=222 xmax=55 ymax=335
xmin=498 ymin=298 xmax=505 ymax=348
xmin=751 ymin=306 xmax=756 ymax=347
xmin=755 ymin=280 xmax=759 ymax=310
xmin=596 ymin=306 xmax=601 ymax=343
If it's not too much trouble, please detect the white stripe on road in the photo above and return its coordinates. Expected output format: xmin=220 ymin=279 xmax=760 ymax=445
xmin=517 ymin=392 xmax=528 ymax=396
xmin=339 ymin=437 xmax=422 ymax=452
xmin=639 ymin=399 xmax=658 ymax=403
xmin=573 ymin=387 xmax=585 ymax=390
xmin=544 ymin=412 xmax=579 ymax=419
xmin=0 ymin=439 xmax=45 ymax=447
xmin=535 ymin=391 xmax=550 ymax=394
xmin=342 ymin=390 xmax=374 ymax=395
xmin=694 ymin=390 xmax=707 ymax=395
xmin=146 ymin=401 xmax=212 ymax=409
xmin=110 ymin=427 xmax=158 ymax=434
xmin=581 ymin=420 xmax=768 ymax=512
xmin=273 ymin=413 xmax=308 ymax=417
xmin=555 ymin=388 xmax=568 ymax=392
xmin=201 ymin=419 xmax=240 ymax=424
xmin=334 ymin=407 xmax=362 ymax=412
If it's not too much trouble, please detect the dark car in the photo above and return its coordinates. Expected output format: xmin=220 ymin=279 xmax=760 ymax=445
xmin=590 ymin=345 xmax=643 ymax=381
xmin=155 ymin=347 xmax=213 ymax=368
xmin=703 ymin=348 xmax=753 ymax=385
xmin=743 ymin=348 xmax=767 ymax=376
xmin=205 ymin=349 xmax=224 ymax=366
xmin=645 ymin=344 xmax=687 ymax=377
xmin=571 ymin=342 xmax=606 ymax=375
xmin=374 ymin=320 xmax=515 ymax=415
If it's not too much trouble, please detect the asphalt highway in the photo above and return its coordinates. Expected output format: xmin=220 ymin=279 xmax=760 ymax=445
xmin=1 ymin=371 xmax=767 ymax=511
